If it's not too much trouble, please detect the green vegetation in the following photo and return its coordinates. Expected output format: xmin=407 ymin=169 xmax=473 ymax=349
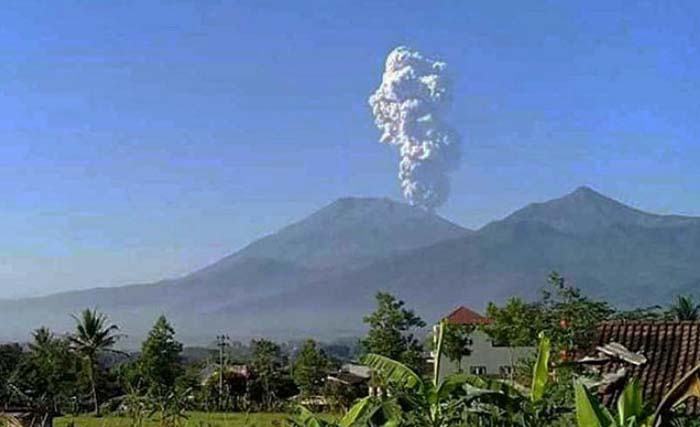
xmin=360 ymin=292 xmax=426 ymax=372
xmin=249 ymin=339 xmax=296 ymax=411
xmin=69 ymin=309 xmax=123 ymax=415
xmin=440 ymin=322 xmax=474 ymax=374
xmin=575 ymin=379 xmax=654 ymax=427
xmin=138 ymin=316 xmax=185 ymax=394
xmin=12 ymin=327 xmax=81 ymax=416
xmin=484 ymin=272 xmax=613 ymax=356
xmin=293 ymin=325 xmax=559 ymax=427
xmin=54 ymin=412 xmax=302 ymax=427
xmin=4 ymin=272 xmax=700 ymax=427
xmin=291 ymin=274 xmax=700 ymax=427
xmin=668 ymin=295 xmax=700 ymax=321
xmin=291 ymin=340 xmax=331 ymax=397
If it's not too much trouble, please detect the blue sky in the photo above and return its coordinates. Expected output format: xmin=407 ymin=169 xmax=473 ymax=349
xmin=1 ymin=1 xmax=699 ymax=297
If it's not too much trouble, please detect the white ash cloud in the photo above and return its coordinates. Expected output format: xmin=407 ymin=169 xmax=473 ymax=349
xmin=368 ymin=46 xmax=461 ymax=211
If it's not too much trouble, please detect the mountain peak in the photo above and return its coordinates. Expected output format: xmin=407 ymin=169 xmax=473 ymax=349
xmin=230 ymin=196 xmax=469 ymax=268
xmin=566 ymin=185 xmax=615 ymax=202
xmin=500 ymin=186 xmax=698 ymax=235
xmin=324 ymin=196 xmax=412 ymax=216
xmin=571 ymin=185 xmax=600 ymax=196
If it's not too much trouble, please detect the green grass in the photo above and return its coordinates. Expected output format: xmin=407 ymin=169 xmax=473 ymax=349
xmin=54 ymin=412 xmax=301 ymax=427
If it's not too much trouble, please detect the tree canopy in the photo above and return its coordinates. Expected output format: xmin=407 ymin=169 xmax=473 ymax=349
xmin=361 ymin=292 xmax=426 ymax=371
xmin=292 ymin=339 xmax=331 ymax=396
xmin=138 ymin=315 xmax=184 ymax=393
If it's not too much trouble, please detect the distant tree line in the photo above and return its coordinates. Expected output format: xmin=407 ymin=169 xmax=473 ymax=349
xmin=0 ymin=311 xmax=355 ymax=421
xmin=2 ymin=271 xmax=700 ymax=424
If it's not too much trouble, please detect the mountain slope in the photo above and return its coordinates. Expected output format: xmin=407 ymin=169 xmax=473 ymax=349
xmin=498 ymin=186 xmax=699 ymax=234
xmin=228 ymin=197 xmax=470 ymax=268
xmin=3 ymin=188 xmax=700 ymax=344
xmin=206 ymin=187 xmax=700 ymax=336
xmin=0 ymin=197 xmax=468 ymax=344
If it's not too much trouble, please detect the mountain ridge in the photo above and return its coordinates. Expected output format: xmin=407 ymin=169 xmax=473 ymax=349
xmin=494 ymin=185 xmax=700 ymax=235
xmin=2 ymin=187 xmax=700 ymax=344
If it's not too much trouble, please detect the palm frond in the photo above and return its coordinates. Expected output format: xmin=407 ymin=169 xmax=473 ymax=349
xmin=361 ymin=353 xmax=423 ymax=391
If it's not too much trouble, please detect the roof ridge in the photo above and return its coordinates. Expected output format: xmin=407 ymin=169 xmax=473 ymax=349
xmin=444 ymin=306 xmax=490 ymax=325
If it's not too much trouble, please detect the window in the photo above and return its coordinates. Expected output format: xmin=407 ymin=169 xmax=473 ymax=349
xmin=469 ymin=366 xmax=487 ymax=375
xmin=499 ymin=366 xmax=513 ymax=377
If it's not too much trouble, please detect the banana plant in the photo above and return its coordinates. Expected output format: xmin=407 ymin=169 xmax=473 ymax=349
xmin=531 ymin=332 xmax=552 ymax=403
xmin=287 ymin=385 xmax=405 ymax=427
xmin=464 ymin=332 xmax=559 ymax=426
xmin=653 ymin=362 xmax=700 ymax=426
xmin=575 ymin=378 xmax=654 ymax=427
xmin=361 ymin=353 xmax=509 ymax=426
xmin=291 ymin=324 xmax=554 ymax=427
xmin=289 ymin=320 xmax=506 ymax=427
xmin=357 ymin=325 xmax=559 ymax=426
xmin=576 ymin=360 xmax=700 ymax=427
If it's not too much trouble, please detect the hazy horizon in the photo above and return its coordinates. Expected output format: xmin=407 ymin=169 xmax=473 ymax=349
xmin=3 ymin=1 xmax=700 ymax=297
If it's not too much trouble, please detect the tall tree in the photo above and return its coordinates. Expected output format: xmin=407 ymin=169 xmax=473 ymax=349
xmin=484 ymin=272 xmax=613 ymax=361
xmin=441 ymin=322 xmax=474 ymax=373
xmin=138 ymin=316 xmax=184 ymax=394
xmin=0 ymin=343 xmax=23 ymax=403
xmin=361 ymin=292 xmax=426 ymax=372
xmin=250 ymin=339 xmax=286 ymax=410
xmin=12 ymin=327 xmax=80 ymax=416
xmin=541 ymin=272 xmax=614 ymax=355
xmin=292 ymin=340 xmax=330 ymax=396
xmin=484 ymin=297 xmax=543 ymax=348
xmin=68 ymin=309 xmax=122 ymax=415
xmin=667 ymin=295 xmax=700 ymax=321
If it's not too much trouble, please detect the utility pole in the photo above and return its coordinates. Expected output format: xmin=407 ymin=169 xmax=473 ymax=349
xmin=216 ymin=334 xmax=229 ymax=409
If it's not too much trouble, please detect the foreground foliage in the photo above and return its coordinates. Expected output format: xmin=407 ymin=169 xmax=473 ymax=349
xmin=292 ymin=325 xmax=565 ymax=427
xmin=575 ymin=379 xmax=654 ymax=427
xmin=54 ymin=412 xmax=298 ymax=427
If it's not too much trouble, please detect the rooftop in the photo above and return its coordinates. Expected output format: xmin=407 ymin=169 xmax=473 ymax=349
xmin=444 ymin=306 xmax=490 ymax=325
xmin=583 ymin=321 xmax=700 ymax=414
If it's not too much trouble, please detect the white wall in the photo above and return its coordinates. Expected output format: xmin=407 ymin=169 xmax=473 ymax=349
xmin=437 ymin=330 xmax=533 ymax=379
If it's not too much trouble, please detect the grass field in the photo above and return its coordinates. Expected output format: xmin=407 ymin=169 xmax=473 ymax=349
xmin=53 ymin=412 xmax=314 ymax=427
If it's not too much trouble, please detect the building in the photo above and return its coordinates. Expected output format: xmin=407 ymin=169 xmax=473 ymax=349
xmin=434 ymin=306 xmax=533 ymax=380
xmin=327 ymin=363 xmax=371 ymax=387
xmin=199 ymin=363 xmax=250 ymax=386
xmin=578 ymin=321 xmax=700 ymax=416
xmin=325 ymin=363 xmax=373 ymax=408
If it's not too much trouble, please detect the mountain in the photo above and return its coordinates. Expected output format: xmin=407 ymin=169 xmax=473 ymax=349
xmin=222 ymin=186 xmax=700 ymax=333
xmin=499 ymin=186 xmax=699 ymax=235
xmin=229 ymin=196 xmax=470 ymax=268
xmin=3 ymin=187 xmax=700 ymax=345
xmin=0 ymin=197 xmax=469 ymax=344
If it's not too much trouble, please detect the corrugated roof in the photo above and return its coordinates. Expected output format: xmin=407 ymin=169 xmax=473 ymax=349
xmin=590 ymin=321 xmax=700 ymax=414
xmin=444 ymin=306 xmax=490 ymax=325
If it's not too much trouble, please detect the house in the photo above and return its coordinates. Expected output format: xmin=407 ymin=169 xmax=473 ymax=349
xmin=327 ymin=363 xmax=373 ymax=395
xmin=325 ymin=363 xmax=373 ymax=407
xmin=327 ymin=363 xmax=371 ymax=387
xmin=578 ymin=321 xmax=700 ymax=415
xmin=199 ymin=363 xmax=251 ymax=386
xmin=434 ymin=306 xmax=533 ymax=380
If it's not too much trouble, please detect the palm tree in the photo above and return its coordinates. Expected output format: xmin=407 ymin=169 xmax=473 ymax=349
xmin=68 ymin=309 xmax=122 ymax=415
xmin=29 ymin=327 xmax=55 ymax=353
xmin=668 ymin=295 xmax=700 ymax=321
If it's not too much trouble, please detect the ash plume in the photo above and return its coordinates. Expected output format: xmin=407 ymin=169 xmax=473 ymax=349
xmin=368 ymin=46 xmax=461 ymax=211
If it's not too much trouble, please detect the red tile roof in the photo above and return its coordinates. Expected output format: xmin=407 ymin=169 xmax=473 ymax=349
xmin=590 ymin=321 xmax=700 ymax=414
xmin=444 ymin=306 xmax=490 ymax=325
